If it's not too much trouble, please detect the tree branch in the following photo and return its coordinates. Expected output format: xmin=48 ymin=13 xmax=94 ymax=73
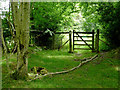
xmin=28 ymin=54 xmax=98 ymax=81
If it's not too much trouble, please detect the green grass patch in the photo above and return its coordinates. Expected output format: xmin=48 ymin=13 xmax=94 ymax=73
xmin=2 ymin=47 xmax=119 ymax=88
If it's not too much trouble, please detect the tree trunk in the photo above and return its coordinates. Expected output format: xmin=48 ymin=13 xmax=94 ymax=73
xmin=0 ymin=17 xmax=1 ymax=53
xmin=0 ymin=16 xmax=10 ymax=73
xmin=11 ymin=1 xmax=30 ymax=80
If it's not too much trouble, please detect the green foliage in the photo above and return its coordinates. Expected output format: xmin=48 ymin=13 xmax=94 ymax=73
xmin=79 ymin=2 xmax=120 ymax=49
xmin=97 ymin=2 xmax=120 ymax=48
xmin=30 ymin=2 xmax=78 ymax=49
xmin=44 ymin=29 xmax=54 ymax=36
xmin=79 ymin=2 xmax=100 ymax=31
xmin=3 ymin=2 xmax=120 ymax=51
xmin=2 ymin=16 xmax=15 ymax=53
xmin=30 ymin=2 xmax=75 ymax=31
xmin=99 ymin=40 xmax=111 ymax=51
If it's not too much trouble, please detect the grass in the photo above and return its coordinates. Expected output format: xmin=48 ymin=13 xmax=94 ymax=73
xmin=2 ymin=47 xmax=119 ymax=88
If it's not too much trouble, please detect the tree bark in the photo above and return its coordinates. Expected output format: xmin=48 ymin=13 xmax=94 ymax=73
xmin=11 ymin=1 xmax=30 ymax=80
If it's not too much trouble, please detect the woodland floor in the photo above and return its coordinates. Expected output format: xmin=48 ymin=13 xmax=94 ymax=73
xmin=2 ymin=47 xmax=119 ymax=88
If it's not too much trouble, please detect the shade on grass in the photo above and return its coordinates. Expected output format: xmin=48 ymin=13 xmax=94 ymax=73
xmin=2 ymin=48 xmax=119 ymax=88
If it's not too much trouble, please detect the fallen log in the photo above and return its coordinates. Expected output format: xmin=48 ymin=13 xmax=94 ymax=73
xmin=74 ymin=57 xmax=91 ymax=61
xmin=28 ymin=54 xmax=98 ymax=81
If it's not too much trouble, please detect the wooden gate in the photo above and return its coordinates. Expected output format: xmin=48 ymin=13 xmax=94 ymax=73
xmin=30 ymin=29 xmax=99 ymax=53
xmin=73 ymin=30 xmax=95 ymax=52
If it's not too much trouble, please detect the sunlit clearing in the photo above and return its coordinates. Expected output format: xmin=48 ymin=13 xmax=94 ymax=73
xmin=114 ymin=66 xmax=120 ymax=71
xmin=47 ymin=55 xmax=73 ymax=58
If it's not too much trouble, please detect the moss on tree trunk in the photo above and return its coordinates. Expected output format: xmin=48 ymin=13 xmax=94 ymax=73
xmin=11 ymin=1 xmax=30 ymax=80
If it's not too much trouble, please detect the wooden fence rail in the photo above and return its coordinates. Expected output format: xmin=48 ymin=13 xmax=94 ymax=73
xmin=29 ymin=30 xmax=100 ymax=53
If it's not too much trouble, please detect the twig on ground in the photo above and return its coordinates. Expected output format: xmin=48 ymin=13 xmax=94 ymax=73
xmin=28 ymin=54 xmax=98 ymax=81
xmin=35 ymin=45 xmax=42 ymax=51
xmin=74 ymin=57 xmax=91 ymax=61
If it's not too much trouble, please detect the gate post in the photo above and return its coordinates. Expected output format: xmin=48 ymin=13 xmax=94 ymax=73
xmin=95 ymin=29 xmax=99 ymax=53
xmin=92 ymin=30 xmax=95 ymax=52
xmin=52 ymin=34 xmax=55 ymax=49
xmin=73 ymin=30 xmax=75 ymax=52
xmin=69 ymin=31 xmax=72 ymax=53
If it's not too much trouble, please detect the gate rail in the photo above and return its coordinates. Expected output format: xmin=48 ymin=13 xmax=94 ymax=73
xmin=73 ymin=30 xmax=99 ymax=52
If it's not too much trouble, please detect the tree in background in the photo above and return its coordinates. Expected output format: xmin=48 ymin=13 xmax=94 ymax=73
xmin=30 ymin=2 xmax=78 ymax=49
xmin=79 ymin=2 xmax=120 ymax=48
xmin=30 ymin=2 xmax=77 ymax=31
xmin=97 ymin=2 xmax=120 ymax=48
